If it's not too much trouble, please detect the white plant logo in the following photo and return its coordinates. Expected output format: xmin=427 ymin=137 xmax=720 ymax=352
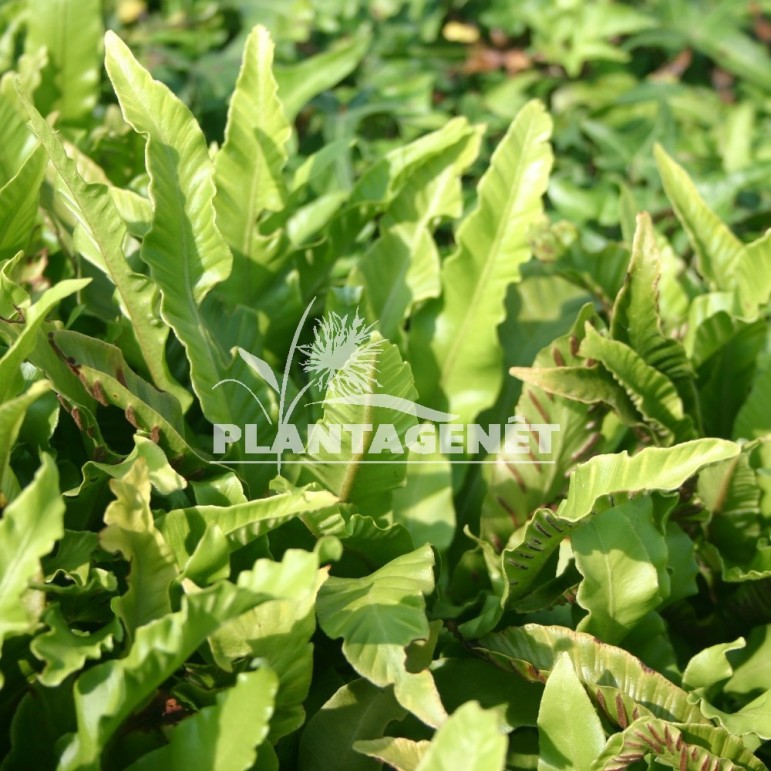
xmin=211 ymin=297 xmax=560 ymax=467
xmin=300 ymin=309 xmax=381 ymax=398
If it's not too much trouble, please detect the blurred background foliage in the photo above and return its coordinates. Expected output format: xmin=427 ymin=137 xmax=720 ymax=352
xmin=4 ymin=0 xmax=771 ymax=249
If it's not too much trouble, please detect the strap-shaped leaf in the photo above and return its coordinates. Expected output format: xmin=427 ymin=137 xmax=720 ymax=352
xmin=354 ymin=737 xmax=429 ymax=771
xmin=25 ymin=0 xmax=102 ymax=125
xmin=411 ymin=101 xmax=553 ymax=427
xmin=0 ymin=277 xmax=89 ymax=401
xmin=0 ymin=143 xmax=46 ymax=259
xmin=591 ymin=717 xmax=766 ymax=771
xmin=104 ymin=32 xmax=234 ymax=423
xmin=483 ymin=304 xmax=609 ymax=545
xmin=157 ymin=486 xmax=339 ymax=569
xmin=48 ymin=330 xmax=204 ymax=475
xmin=316 ymin=544 xmax=447 ymax=728
xmin=214 ymin=25 xmax=291 ymax=259
xmin=537 ymin=653 xmax=605 ymax=771
xmin=413 ymin=702 xmax=506 ymax=771
xmin=573 ymin=497 xmax=671 ymax=643
xmin=654 ymin=144 xmax=743 ymax=290
xmin=303 ymin=338 xmax=419 ymax=517
xmin=127 ymin=667 xmax=278 ymax=771
xmin=0 ymin=454 xmax=64 ymax=685
xmin=502 ymin=438 xmax=738 ymax=603
xmin=19 ymin=91 xmax=190 ymax=409
xmin=735 ymin=230 xmax=771 ymax=321
xmin=0 ymin=380 xmax=51 ymax=500
xmin=355 ymin=121 xmax=482 ymax=340
xmin=479 ymin=625 xmax=708 ymax=725
xmin=0 ymin=91 xmax=38 ymax=185
xmin=509 ymin=363 xmax=640 ymax=426
xmin=30 ymin=606 xmax=121 ymax=687
xmin=611 ymin=212 xmax=698 ymax=419
xmin=580 ymin=325 xmax=694 ymax=444
xmin=210 ymin=550 xmax=327 ymax=741
xmin=100 ymin=459 xmax=178 ymax=636
xmin=58 ymin=558 xmax=297 ymax=771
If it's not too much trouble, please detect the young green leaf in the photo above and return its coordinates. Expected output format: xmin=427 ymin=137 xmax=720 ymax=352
xmin=19 ymin=91 xmax=191 ymax=409
xmin=100 ymin=459 xmax=178 ymax=635
xmin=0 ymin=143 xmax=47 ymax=259
xmin=214 ymin=25 xmax=291 ymax=259
xmin=501 ymin=438 xmax=739 ymax=606
xmin=354 ymin=737 xmax=429 ymax=771
xmin=25 ymin=0 xmax=102 ymax=125
xmin=414 ymin=702 xmax=507 ymax=771
xmin=30 ymin=606 xmax=121 ymax=687
xmin=0 ymin=380 xmax=52 ymax=500
xmin=58 ymin=567 xmax=289 ymax=771
xmin=303 ymin=338 xmax=419 ymax=517
xmin=104 ymin=31 xmax=234 ymax=424
xmin=0 ymin=454 xmax=64 ymax=684
xmin=654 ymin=144 xmax=744 ymax=290
xmin=573 ymin=497 xmax=671 ymax=643
xmin=127 ymin=667 xmax=278 ymax=771
xmin=316 ymin=544 xmax=447 ymax=728
xmin=0 ymin=278 xmax=90 ymax=401
xmin=537 ymin=653 xmax=605 ymax=771
xmin=411 ymin=100 xmax=553 ymax=427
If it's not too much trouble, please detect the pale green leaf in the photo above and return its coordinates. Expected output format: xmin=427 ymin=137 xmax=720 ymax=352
xmin=210 ymin=550 xmax=327 ymax=740
xmin=0 ymin=143 xmax=46 ymax=259
xmin=735 ymin=230 xmax=771 ymax=320
xmin=734 ymin=363 xmax=771 ymax=440
xmin=303 ymin=338 xmax=419 ymax=517
xmin=74 ymin=434 xmax=187 ymax=498
xmin=316 ymin=544 xmax=447 ymax=728
xmin=275 ymin=33 xmax=370 ymax=122
xmin=537 ymin=653 xmax=605 ymax=771
xmin=354 ymin=737 xmax=429 ymax=771
xmin=30 ymin=605 xmax=121 ymax=687
xmin=0 ymin=278 xmax=89 ymax=401
xmin=100 ymin=459 xmax=178 ymax=635
xmin=0 ymin=454 xmax=64 ymax=683
xmin=105 ymin=31 xmax=234 ymax=424
xmin=48 ymin=330 xmax=204 ymax=475
xmin=573 ymin=497 xmax=670 ymax=643
xmin=58 ymin=569 xmax=285 ymax=770
xmin=214 ymin=25 xmax=291 ymax=261
xmin=502 ymin=438 xmax=739 ymax=605
xmin=580 ymin=324 xmax=693 ymax=443
xmin=412 ymin=100 xmax=553 ymax=427
xmin=25 ymin=0 xmax=102 ymax=125
xmin=157 ymin=485 xmax=339 ymax=569
xmin=355 ymin=121 xmax=482 ymax=340
xmin=127 ymin=667 xmax=278 ymax=771
xmin=19 ymin=90 xmax=190 ymax=408
xmin=654 ymin=144 xmax=743 ymax=290
xmin=0 ymin=380 xmax=52 ymax=501
xmin=683 ymin=638 xmax=746 ymax=694
xmin=483 ymin=304 xmax=610 ymax=546
xmin=392 ymin=429 xmax=455 ymax=551
xmin=414 ymin=702 xmax=506 ymax=771
xmin=481 ymin=624 xmax=709 ymax=726
xmin=610 ymin=212 xmax=697 ymax=417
